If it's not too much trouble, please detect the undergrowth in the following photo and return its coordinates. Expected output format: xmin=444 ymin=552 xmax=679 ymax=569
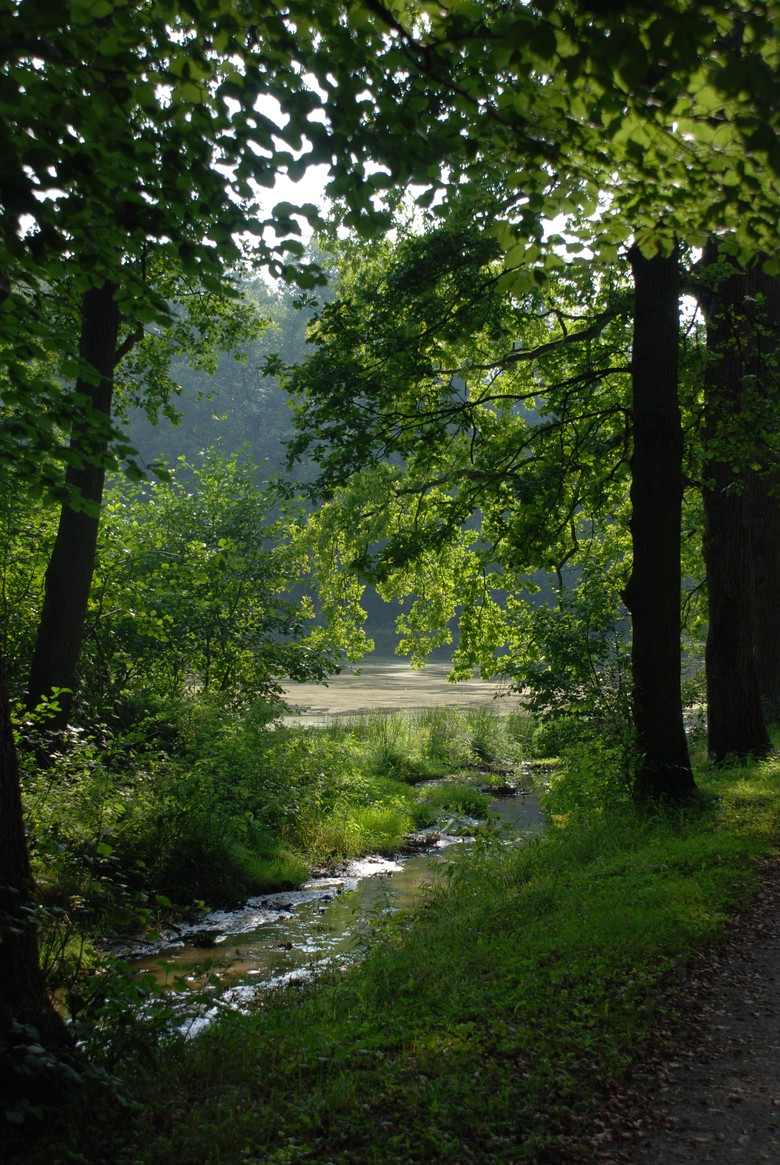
xmin=18 ymin=749 xmax=780 ymax=1165
xmin=19 ymin=701 xmax=529 ymax=1006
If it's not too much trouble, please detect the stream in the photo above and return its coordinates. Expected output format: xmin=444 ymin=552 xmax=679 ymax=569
xmin=121 ymin=784 xmax=544 ymax=1034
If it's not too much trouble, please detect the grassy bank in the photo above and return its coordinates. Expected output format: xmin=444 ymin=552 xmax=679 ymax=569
xmin=22 ymin=703 xmax=531 ymax=999
xmin=23 ymin=748 xmax=780 ymax=1164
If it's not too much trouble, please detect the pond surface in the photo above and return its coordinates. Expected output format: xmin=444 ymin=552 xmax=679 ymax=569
xmin=281 ymin=659 xmax=515 ymax=726
xmin=122 ymin=786 xmax=544 ymax=1034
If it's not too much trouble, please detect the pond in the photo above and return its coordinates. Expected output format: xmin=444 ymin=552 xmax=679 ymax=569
xmin=280 ymin=658 xmax=514 ymax=726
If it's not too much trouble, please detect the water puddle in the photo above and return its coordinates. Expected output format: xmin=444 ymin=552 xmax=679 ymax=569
xmin=119 ymin=787 xmax=544 ymax=1033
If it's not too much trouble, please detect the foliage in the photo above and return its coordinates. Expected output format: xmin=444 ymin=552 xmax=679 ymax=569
xmin=284 ymin=220 xmax=646 ymax=765
xmin=0 ymin=0 xmax=342 ymax=489
xmin=0 ymin=471 xmax=56 ymax=690
xmin=348 ymin=2 xmax=780 ymax=267
xmin=287 ymin=219 xmax=632 ymax=506
xmin=21 ymin=702 xmax=524 ymax=947
xmin=505 ymin=518 xmax=634 ymax=752
xmin=7 ymin=0 xmax=777 ymax=486
xmin=111 ymin=261 xmax=271 ymax=435
xmin=79 ymin=447 xmax=365 ymax=721
xmin=23 ymin=751 xmax=780 ymax=1164
xmin=123 ymin=277 xmax=322 ymax=472
xmin=282 ymin=212 xmax=729 ymax=797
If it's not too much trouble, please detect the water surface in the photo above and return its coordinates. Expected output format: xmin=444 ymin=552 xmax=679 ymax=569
xmin=124 ymin=789 xmax=543 ymax=1032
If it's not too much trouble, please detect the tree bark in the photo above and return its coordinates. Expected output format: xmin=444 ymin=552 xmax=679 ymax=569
xmin=0 ymin=653 xmax=74 ymax=1114
xmin=701 ymin=247 xmax=772 ymax=759
xmin=26 ymin=282 xmax=120 ymax=731
xmin=622 ymin=245 xmax=695 ymax=800
xmin=743 ymin=271 xmax=780 ymax=724
xmin=750 ymin=469 xmax=780 ymax=723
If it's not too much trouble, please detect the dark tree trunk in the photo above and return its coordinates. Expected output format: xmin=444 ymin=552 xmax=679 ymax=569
xmin=750 ymin=470 xmax=780 ymax=723
xmin=26 ymin=282 xmax=120 ymax=731
xmin=743 ymin=270 xmax=780 ymax=724
xmin=701 ymin=248 xmax=772 ymax=760
xmin=622 ymin=245 xmax=695 ymax=800
xmin=0 ymin=653 xmax=74 ymax=1114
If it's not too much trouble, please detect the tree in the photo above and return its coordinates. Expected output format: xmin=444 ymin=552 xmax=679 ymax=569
xmin=123 ymin=275 xmax=323 ymax=471
xmin=24 ymin=275 xmax=266 ymax=731
xmin=80 ymin=449 xmax=364 ymax=722
xmin=24 ymin=283 xmax=122 ymax=732
xmin=286 ymin=0 xmax=780 ymax=792
xmin=699 ymin=247 xmax=777 ymax=759
xmin=751 ymin=470 xmax=780 ymax=723
xmin=0 ymin=658 xmax=73 ymax=1122
xmin=286 ymin=217 xmax=639 ymax=711
xmin=622 ymin=245 xmax=694 ymax=797
xmin=0 ymin=0 xmax=397 ymax=1114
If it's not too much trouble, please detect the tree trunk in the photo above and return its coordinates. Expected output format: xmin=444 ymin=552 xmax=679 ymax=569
xmin=701 ymin=247 xmax=772 ymax=760
xmin=0 ymin=653 xmax=74 ymax=1116
xmin=742 ymin=270 xmax=780 ymax=724
xmin=750 ymin=469 xmax=780 ymax=723
xmin=26 ymin=282 xmax=120 ymax=731
xmin=622 ymin=245 xmax=695 ymax=800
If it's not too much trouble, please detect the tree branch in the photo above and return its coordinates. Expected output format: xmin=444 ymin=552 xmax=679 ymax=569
xmin=114 ymin=325 xmax=145 ymax=367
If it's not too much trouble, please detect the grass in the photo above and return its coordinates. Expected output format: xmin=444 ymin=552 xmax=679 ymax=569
xmin=20 ymin=748 xmax=780 ymax=1165
xmin=23 ymin=705 xmax=526 ymax=920
xmin=419 ymin=780 xmax=492 ymax=816
xmin=21 ymin=705 xmax=518 ymax=1016
xmin=296 ymin=799 xmax=424 ymax=860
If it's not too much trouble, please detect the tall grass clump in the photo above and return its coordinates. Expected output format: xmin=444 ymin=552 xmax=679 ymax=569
xmin=504 ymin=705 xmax=537 ymax=752
xmin=362 ymin=711 xmax=426 ymax=779
xmin=416 ymin=706 xmax=472 ymax=770
xmin=319 ymin=704 xmax=528 ymax=783
xmin=298 ymin=799 xmax=423 ymax=861
xmin=420 ymin=780 xmax=492 ymax=817
xmin=463 ymin=704 xmax=507 ymax=762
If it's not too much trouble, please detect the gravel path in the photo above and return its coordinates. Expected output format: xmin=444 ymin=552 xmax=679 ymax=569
xmin=583 ymin=856 xmax=780 ymax=1164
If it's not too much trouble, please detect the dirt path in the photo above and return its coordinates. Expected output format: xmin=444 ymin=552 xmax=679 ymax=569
xmin=584 ymin=856 xmax=780 ymax=1164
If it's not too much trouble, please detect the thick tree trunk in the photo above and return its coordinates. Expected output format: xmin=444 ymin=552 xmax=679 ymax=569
xmin=701 ymin=248 xmax=772 ymax=759
xmin=622 ymin=245 xmax=695 ymax=800
xmin=0 ymin=654 xmax=74 ymax=1114
xmin=750 ymin=470 xmax=780 ymax=723
xmin=26 ymin=282 xmax=120 ymax=731
xmin=743 ymin=270 xmax=780 ymax=724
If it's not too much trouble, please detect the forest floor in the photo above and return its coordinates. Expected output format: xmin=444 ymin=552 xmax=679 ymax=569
xmin=581 ymin=853 xmax=780 ymax=1164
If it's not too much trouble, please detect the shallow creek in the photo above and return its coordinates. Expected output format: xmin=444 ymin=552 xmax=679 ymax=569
xmin=120 ymin=786 xmax=544 ymax=1033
